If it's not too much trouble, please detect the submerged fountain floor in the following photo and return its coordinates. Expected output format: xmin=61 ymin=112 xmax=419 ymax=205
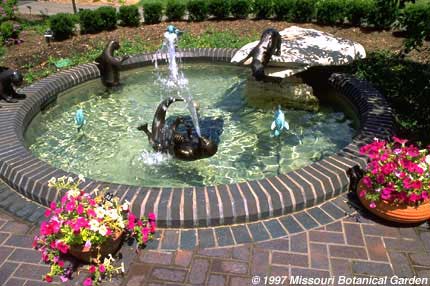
xmin=25 ymin=63 xmax=357 ymax=188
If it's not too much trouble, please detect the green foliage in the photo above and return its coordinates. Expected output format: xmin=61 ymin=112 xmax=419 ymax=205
xmin=273 ymin=0 xmax=295 ymax=21
xmin=399 ymin=1 xmax=430 ymax=53
xmin=96 ymin=6 xmax=118 ymax=30
xmin=352 ymin=50 xmax=430 ymax=145
xmin=0 ymin=45 xmax=5 ymax=57
xmin=208 ymin=0 xmax=231 ymax=19
xmin=253 ymin=0 xmax=273 ymax=19
xmin=178 ymin=30 xmax=257 ymax=48
xmin=316 ymin=0 xmax=346 ymax=25
xmin=0 ymin=21 xmax=18 ymax=42
xmin=345 ymin=0 xmax=374 ymax=26
xmin=230 ymin=0 xmax=250 ymax=19
xmin=143 ymin=1 xmax=163 ymax=24
xmin=49 ymin=13 xmax=76 ymax=41
xmin=118 ymin=5 xmax=141 ymax=26
xmin=165 ymin=0 xmax=186 ymax=21
xmin=187 ymin=0 xmax=208 ymax=21
xmin=78 ymin=9 xmax=103 ymax=34
xmin=291 ymin=0 xmax=316 ymax=22
xmin=368 ymin=0 xmax=399 ymax=29
xmin=0 ymin=0 xmax=17 ymax=22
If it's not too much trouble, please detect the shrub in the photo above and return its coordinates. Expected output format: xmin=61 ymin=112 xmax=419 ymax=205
xmin=142 ymin=1 xmax=163 ymax=24
xmin=118 ymin=5 xmax=140 ymax=26
xmin=49 ymin=13 xmax=76 ymax=40
xmin=352 ymin=50 xmax=430 ymax=144
xmin=208 ymin=0 xmax=231 ymax=19
xmin=96 ymin=6 xmax=118 ymax=30
xmin=253 ymin=0 xmax=273 ymax=19
xmin=345 ymin=0 xmax=374 ymax=26
xmin=368 ymin=0 xmax=399 ymax=29
xmin=273 ymin=0 xmax=295 ymax=21
xmin=230 ymin=0 xmax=250 ymax=19
xmin=187 ymin=0 xmax=208 ymax=22
xmin=399 ymin=1 xmax=430 ymax=53
xmin=0 ymin=21 xmax=21 ymax=44
xmin=79 ymin=9 xmax=103 ymax=34
xmin=315 ymin=0 xmax=346 ymax=25
xmin=166 ymin=0 xmax=186 ymax=21
xmin=0 ymin=0 xmax=17 ymax=21
xmin=291 ymin=0 xmax=316 ymax=22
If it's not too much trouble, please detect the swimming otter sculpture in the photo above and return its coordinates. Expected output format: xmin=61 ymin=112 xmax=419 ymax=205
xmin=95 ymin=41 xmax=129 ymax=87
xmin=239 ymin=28 xmax=282 ymax=82
xmin=0 ymin=67 xmax=26 ymax=103
xmin=137 ymin=97 xmax=218 ymax=161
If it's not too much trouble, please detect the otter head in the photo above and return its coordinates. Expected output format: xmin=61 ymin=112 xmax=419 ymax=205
xmin=11 ymin=71 xmax=23 ymax=86
xmin=111 ymin=41 xmax=120 ymax=51
xmin=198 ymin=136 xmax=218 ymax=158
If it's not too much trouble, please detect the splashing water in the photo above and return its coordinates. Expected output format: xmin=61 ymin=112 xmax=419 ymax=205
xmin=154 ymin=29 xmax=202 ymax=137
xmin=139 ymin=150 xmax=170 ymax=165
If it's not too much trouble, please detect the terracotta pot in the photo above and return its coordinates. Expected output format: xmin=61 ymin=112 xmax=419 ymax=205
xmin=357 ymin=179 xmax=430 ymax=224
xmin=68 ymin=231 xmax=123 ymax=263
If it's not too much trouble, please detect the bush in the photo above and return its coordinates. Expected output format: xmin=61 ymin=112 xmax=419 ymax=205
xmin=166 ymin=0 xmax=186 ymax=21
xmin=291 ymin=0 xmax=316 ymax=22
xmin=253 ymin=0 xmax=273 ymax=19
xmin=96 ymin=6 xmax=118 ymax=30
xmin=345 ymin=0 xmax=374 ymax=26
xmin=273 ymin=0 xmax=295 ymax=21
xmin=118 ymin=5 xmax=140 ymax=26
xmin=352 ymin=50 xmax=430 ymax=145
xmin=315 ymin=0 xmax=346 ymax=25
xmin=187 ymin=0 xmax=208 ymax=21
xmin=208 ymin=0 xmax=231 ymax=19
xmin=79 ymin=9 xmax=103 ymax=34
xmin=0 ymin=21 xmax=21 ymax=43
xmin=49 ymin=13 xmax=76 ymax=40
xmin=142 ymin=1 xmax=163 ymax=24
xmin=399 ymin=1 xmax=430 ymax=52
xmin=368 ymin=0 xmax=399 ymax=29
xmin=0 ymin=0 xmax=17 ymax=22
xmin=230 ymin=0 xmax=250 ymax=19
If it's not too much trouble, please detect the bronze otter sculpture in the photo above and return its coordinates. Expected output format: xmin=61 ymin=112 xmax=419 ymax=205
xmin=95 ymin=41 xmax=129 ymax=87
xmin=137 ymin=97 xmax=218 ymax=161
xmin=240 ymin=28 xmax=282 ymax=82
xmin=0 ymin=67 xmax=26 ymax=104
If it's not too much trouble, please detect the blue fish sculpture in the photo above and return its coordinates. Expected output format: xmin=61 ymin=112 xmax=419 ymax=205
xmin=271 ymin=106 xmax=289 ymax=137
xmin=74 ymin=109 xmax=86 ymax=132
xmin=166 ymin=25 xmax=183 ymax=36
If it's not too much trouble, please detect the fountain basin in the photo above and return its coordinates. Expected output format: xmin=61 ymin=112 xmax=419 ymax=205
xmin=0 ymin=48 xmax=393 ymax=227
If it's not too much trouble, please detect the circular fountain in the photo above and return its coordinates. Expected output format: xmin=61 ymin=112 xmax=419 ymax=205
xmin=0 ymin=28 xmax=394 ymax=228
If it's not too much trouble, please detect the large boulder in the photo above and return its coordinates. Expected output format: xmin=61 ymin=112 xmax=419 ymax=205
xmin=231 ymin=26 xmax=366 ymax=78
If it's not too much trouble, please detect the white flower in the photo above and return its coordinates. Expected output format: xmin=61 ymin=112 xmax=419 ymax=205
xmin=426 ymin=155 xmax=430 ymax=165
xmin=89 ymin=219 xmax=99 ymax=232
xmin=78 ymin=174 xmax=85 ymax=183
xmin=67 ymin=177 xmax=74 ymax=184
xmin=95 ymin=207 xmax=105 ymax=219
xmin=107 ymin=209 xmax=119 ymax=220
xmin=120 ymin=262 xmax=125 ymax=273
xmin=121 ymin=200 xmax=130 ymax=211
xmin=48 ymin=177 xmax=57 ymax=187
xmin=98 ymin=225 xmax=107 ymax=236
xmin=67 ymin=189 xmax=80 ymax=198
xmin=118 ymin=218 xmax=125 ymax=229
xmin=419 ymin=162 xmax=427 ymax=172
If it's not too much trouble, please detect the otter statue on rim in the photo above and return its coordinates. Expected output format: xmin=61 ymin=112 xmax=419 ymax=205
xmin=0 ymin=67 xmax=26 ymax=104
xmin=239 ymin=28 xmax=282 ymax=82
xmin=95 ymin=41 xmax=129 ymax=87
xmin=137 ymin=97 xmax=218 ymax=161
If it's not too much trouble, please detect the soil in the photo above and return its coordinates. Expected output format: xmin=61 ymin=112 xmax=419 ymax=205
xmin=47 ymin=0 xmax=139 ymax=6
xmin=1 ymin=19 xmax=429 ymax=77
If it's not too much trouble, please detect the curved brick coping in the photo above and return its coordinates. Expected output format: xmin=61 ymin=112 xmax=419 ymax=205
xmin=0 ymin=48 xmax=394 ymax=228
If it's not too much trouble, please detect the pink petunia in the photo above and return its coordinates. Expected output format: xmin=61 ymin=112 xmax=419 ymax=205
xmin=89 ymin=265 xmax=96 ymax=273
xmin=148 ymin=213 xmax=156 ymax=221
xmin=76 ymin=204 xmax=84 ymax=215
xmin=393 ymin=136 xmax=408 ymax=145
xmin=99 ymin=264 xmax=106 ymax=273
xmin=128 ymin=212 xmax=136 ymax=230
xmin=362 ymin=176 xmax=372 ymax=188
xmin=83 ymin=277 xmax=93 ymax=286
xmin=55 ymin=241 xmax=69 ymax=254
xmin=369 ymin=202 xmax=376 ymax=209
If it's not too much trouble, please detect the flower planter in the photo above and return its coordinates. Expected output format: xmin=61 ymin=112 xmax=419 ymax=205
xmin=68 ymin=231 xmax=123 ymax=263
xmin=357 ymin=179 xmax=430 ymax=224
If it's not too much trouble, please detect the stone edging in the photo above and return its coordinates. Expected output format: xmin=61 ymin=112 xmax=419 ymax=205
xmin=0 ymin=48 xmax=394 ymax=228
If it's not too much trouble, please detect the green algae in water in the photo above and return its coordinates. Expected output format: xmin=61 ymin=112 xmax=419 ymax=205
xmin=25 ymin=64 xmax=357 ymax=187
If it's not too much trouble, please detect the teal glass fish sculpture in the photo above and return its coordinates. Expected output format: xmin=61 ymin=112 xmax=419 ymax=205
xmin=271 ymin=105 xmax=289 ymax=137
xmin=74 ymin=109 xmax=86 ymax=132
xmin=166 ymin=25 xmax=183 ymax=35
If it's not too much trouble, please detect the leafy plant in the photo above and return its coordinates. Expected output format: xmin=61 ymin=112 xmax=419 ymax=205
xmin=0 ymin=21 xmax=21 ymax=44
xmin=368 ymin=0 xmax=399 ymax=29
xmin=230 ymin=0 xmax=250 ymax=19
xmin=208 ymin=0 xmax=231 ymax=19
xmin=165 ymin=0 xmax=186 ymax=21
xmin=345 ymin=0 xmax=374 ymax=26
xmin=398 ymin=1 xmax=430 ymax=53
xmin=291 ymin=0 xmax=316 ymax=22
xmin=253 ymin=0 xmax=273 ymax=19
xmin=187 ymin=0 xmax=208 ymax=21
xmin=49 ymin=13 xmax=76 ymax=41
xmin=142 ymin=1 xmax=163 ymax=24
xmin=96 ymin=6 xmax=118 ymax=30
xmin=118 ymin=5 xmax=141 ymax=26
xmin=0 ymin=0 xmax=17 ymax=22
xmin=315 ymin=0 xmax=346 ymax=25
xmin=273 ymin=0 xmax=296 ymax=21
xmin=79 ymin=9 xmax=103 ymax=34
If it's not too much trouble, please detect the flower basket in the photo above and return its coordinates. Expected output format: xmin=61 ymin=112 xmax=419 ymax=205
xmin=357 ymin=178 xmax=430 ymax=223
xmin=68 ymin=231 xmax=123 ymax=264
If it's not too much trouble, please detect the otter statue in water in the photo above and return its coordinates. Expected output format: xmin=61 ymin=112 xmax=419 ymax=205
xmin=137 ymin=97 xmax=218 ymax=161
xmin=0 ymin=67 xmax=26 ymax=104
xmin=95 ymin=41 xmax=129 ymax=87
xmin=239 ymin=28 xmax=282 ymax=82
